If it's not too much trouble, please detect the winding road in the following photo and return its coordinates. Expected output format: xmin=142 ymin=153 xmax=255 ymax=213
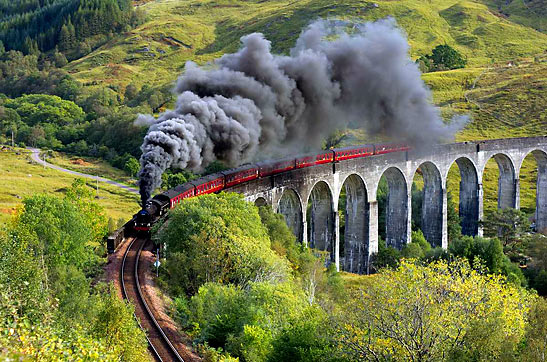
xmin=28 ymin=148 xmax=139 ymax=194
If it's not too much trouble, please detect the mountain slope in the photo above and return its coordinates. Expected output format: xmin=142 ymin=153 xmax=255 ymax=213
xmin=66 ymin=0 xmax=547 ymax=90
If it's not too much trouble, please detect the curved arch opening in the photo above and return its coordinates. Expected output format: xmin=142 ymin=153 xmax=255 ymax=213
xmin=446 ymin=157 xmax=480 ymax=237
xmin=482 ymin=154 xmax=517 ymax=216
xmin=411 ymin=162 xmax=443 ymax=247
xmin=307 ymin=181 xmax=335 ymax=263
xmin=254 ymin=197 xmax=267 ymax=207
xmin=521 ymin=150 xmax=547 ymax=234
xmin=338 ymin=174 xmax=369 ymax=274
xmin=277 ymin=188 xmax=303 ymax=241
xmin=377 ymin=167 xmax=408 ymax=250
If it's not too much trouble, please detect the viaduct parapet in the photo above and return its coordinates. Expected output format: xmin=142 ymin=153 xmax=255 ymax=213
xmin=226 ymin=137 xmax=547 ymax=274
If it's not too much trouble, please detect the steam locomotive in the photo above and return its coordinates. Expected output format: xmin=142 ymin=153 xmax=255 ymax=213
xmin=133 ymin=142 xmax=409 ymax=232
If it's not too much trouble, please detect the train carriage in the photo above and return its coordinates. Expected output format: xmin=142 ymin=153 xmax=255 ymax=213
xmin=257 ymin=157 xmax=296 ymax=177
xmin=374 ymin=143 xmax=410 ymax=155
xmin=334 ymin=145 xmax=374 ymax=161
xmin=222 ymin=164 xmax=259 ymax=188
xmin=169 ymin=183 xmax=195 ymax=208
xmin=295 ymin=150 xmax=335 ymax=168
xmin=192 ymin=173 xmax=225 ymax=196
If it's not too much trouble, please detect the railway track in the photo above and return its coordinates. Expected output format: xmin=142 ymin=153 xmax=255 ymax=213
xmin=121 ymin=237 xmax=185 ymax=362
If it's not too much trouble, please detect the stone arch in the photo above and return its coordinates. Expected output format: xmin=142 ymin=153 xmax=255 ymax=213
xmin=339 ymin=174 xmax=369 ymax=274
xmin=307 ymin=181 xmax=335 ymax=262
xmin=379 ymin=167 xmax=408 ymax=249
xmin=412 ymin=162 xmax=443 ymax=247
xmin=486 ymin=153 xmax=517 ymax=209
xmin=277 ymin=188 xmax=303 ymax=241
xmin=521 ymin=149 xmax=547 ymax=233
xmin=254 ymin=197 xmax=267 ymax=207
xmin=449 ymin=157 xmax=480 ymax=236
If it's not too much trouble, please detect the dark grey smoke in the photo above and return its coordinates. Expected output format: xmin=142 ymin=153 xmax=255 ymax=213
xmin=137 ymin=18 xmax=466 ymax=204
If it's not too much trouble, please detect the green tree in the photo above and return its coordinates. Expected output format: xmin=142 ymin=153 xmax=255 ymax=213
xmin=124 ymin=156 xmax=139 ymax=177
xmin=124 ymin=83 xmax=138 ymax=101
xmin=447 ymin=191 xmax=462 ymax=242
xmin=6 ymin=94 xmax=85 ymax=126
xmin=55 ymin=76 xmax=81 ymax=101
xmin=165 ymin=172 xmax=188 ymax=189
xmin=449 ymin=235 xmax=505 ymax=273
xmin=482 ymin=208 xmax=530 ymax=246
xmin=428 ymin=44 xmax=467 ymax=70
xmin=158 ymin=193 xmax=290 ymax=296
xmin=372 ymin=238 xmax=401 ymax=270
xmin=53 ymin=50 xmax=68 ymax=67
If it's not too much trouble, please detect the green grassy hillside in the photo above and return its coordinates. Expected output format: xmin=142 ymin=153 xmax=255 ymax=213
xmin=0 ymin=149 xmax=139 ymax=224
xmin=66 ymin=0 xmax=547 ymax=90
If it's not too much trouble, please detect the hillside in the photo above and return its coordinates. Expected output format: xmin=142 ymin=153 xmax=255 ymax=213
xmin=66 ymin=0 xmax=547 ymax=90
xmin=0 ymin=148 xmax=139 ymax=224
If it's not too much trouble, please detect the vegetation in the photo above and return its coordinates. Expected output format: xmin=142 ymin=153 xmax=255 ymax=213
xmin=0 ymin=148 xmax=139 ymax=224
xmin=418 ymin=44 xmax=467 ymax=72
xmin=336 ymin=260 xmax=533 ymax=361
xmin=0 ymin=180 xmax=147 ymax=360
xmin=0 ymin=0 xmax=145 ymax=57
xmin=0 ymin=0 xmax=544 ymax=359
xmin=155 ymin=193 xmax=546 ymax=361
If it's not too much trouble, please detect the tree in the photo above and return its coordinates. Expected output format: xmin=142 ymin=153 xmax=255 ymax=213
xmin=124 ymin=156 xmax=139 ymax=177
xmin=158 ymin=193 xmax=290 ymax=296
xmin=335 ymin=259 xmax=534 ymax=361
xmin=165 ymin=172 xmax=189 ymax=189
xmin=522 ymin=298 xmax=547 ymax=361
xmin=6 ymin=94 xmax=85 ymax=126
xmin=55 ymin=76 xmax=82 ymax=101
xmin=429 ymin=44 xmax=467 ymax=69
xmin=418 ymin=44 xmax=467 ymax=72
xmin=449 ymin=235 xmax=505 ymax=273
xmin=482 ymin=208 xmax=530 ymax=246
xmin=28 ymin=125 xmax=45 ymax=147
xmin=204 ymin=160 xmax=227 ymax=175
xmin=447 ymin=191 xmax=462 ymax=242
xmin=53 ymin=51 xmax=68 ymax=68
xmin=372 ymin=238 xmax=401 ymax=270
xmin=124 ymin=84 xmax=138 ymax=101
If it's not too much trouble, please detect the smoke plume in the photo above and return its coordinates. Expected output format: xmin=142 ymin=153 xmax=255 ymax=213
xmin=138 ymin=18 xmax=465 ymax=204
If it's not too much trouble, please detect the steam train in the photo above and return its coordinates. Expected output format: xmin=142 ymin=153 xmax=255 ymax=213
xmin=134 ymin=142 xmax=409 ymax=232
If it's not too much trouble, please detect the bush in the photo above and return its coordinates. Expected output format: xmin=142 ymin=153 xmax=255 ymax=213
xmin=157 ymin=193 xmax=290 ymax=296
xmin=418 ymin=44 xmax=467 ymax=72
xmin=186 ymin=281 xmax=309 ymax=361
xmin=448 ymin=236 xmax=504 ymax=273
xmin=373 ymin=238 xmax=401 ymax=270
xmin=335 ymin=259 xmax=534 ymax=361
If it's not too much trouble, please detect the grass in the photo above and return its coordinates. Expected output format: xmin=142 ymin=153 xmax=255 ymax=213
xmin=0 ymin=148 xmax=140 ymax=226
xmin=66 ymin=0 xmax=547 ymax=91
xmin=47 ymin=152 xmax=137 ymax=187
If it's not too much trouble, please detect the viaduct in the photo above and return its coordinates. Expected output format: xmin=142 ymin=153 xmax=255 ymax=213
xmin=226 ymin=136 xmax=547 ymax=274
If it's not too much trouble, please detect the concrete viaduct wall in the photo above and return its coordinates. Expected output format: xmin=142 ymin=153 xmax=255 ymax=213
xmin=227 ymin=136 xmax=547 ymax=273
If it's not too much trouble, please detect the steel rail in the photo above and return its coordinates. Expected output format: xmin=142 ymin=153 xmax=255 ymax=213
xmin=121 ymin=237 xmax=184 ymax=362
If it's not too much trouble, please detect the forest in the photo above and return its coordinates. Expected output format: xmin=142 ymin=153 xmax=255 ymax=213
xmin=0 ymin=0 xmax=144 ymax=57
